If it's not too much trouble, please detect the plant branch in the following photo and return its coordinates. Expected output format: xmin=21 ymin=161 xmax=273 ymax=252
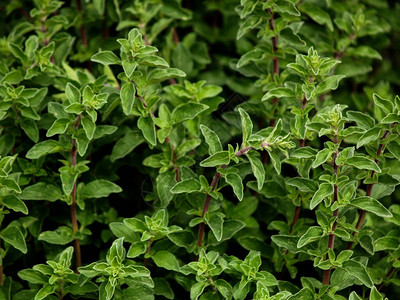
xmin=143 ymin=239 xmax=152 ymax=267
xmin=267 ymin=9 xmax=279 ymax=76
xmin=76 ymin=0 xmax=88 ymax=47
xmin=323 ymin=134 xmax=339 ymax=286
xmin=377 ymin=265 xmax=396 ymax=291
xmin=71 ymin=115 xmax=82 ymax=272
xmin=346 ymin=128 xmax=391 ymax=250
xmin=196 ymin=146 xmax=258 ymax=256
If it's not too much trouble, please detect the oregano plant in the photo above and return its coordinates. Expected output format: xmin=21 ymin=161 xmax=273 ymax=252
xmin=0 ymin=0 xmax=399 ymax=299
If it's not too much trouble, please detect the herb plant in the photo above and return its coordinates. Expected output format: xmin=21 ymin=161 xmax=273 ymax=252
xmin=0 ymin=0 xmax=399 ymax=299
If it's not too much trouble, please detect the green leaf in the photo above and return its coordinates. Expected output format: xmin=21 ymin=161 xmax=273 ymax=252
xmin=381 ymin=113 xmax=400 ymax=124
xmin=312 ymin=148 xmax=332 ymax=168
xmin=197 ymin=85 xmax=222 ymax=101
xmin=291 ymin=146 xmax=317 ymax=159
xmin=207 ymin=213 xmax=224 ymax=241
xmin=346 ymin=111 xmax=375 ymax=129
xmin=139 ymin=56 xmax=169 ymax=68
xmin=356 ymin=127 xmax=381 ymax=148
xmin=315 ymin=75 xmax=345 ymax=96
xmin=190 ymin=282 xmax=208 ymax=300
xmin=341 ymin=260 xmax=373 ymax=288
xmin=127 ymin=241 xmax=146 ymax=258
xmin=59 ymin=166 xmax=78 ymax=195
xmin=81 ymin=180 xmax=122 ymax=199
xmin=81 ymin=116 xmax=96 ymax=140
xmin=297 ymin=226 xmax=324 ymax=248
xmin=373 ymin=237 xmax=399 ymax=251
xmin=38 ymin=227 xmax=74 ymax=245
xmin=347 ymin=46 xmax=382 ymax=60
xmin=26 ymin=140 xmax=64 ymax=159
xmin=351 ymin=196 xmax=392 ymax=218
xmin=310 ymin=183 xmax=334 ymax=210
xmin=120 ymin=82 xmax=136 ymax=115
xmin=65 ymin=83 xmax=81 ymax=103
xmin=236 ymin=48 xmax=263 ymax=68
xmin=238 ymin=108 xmax=252 ymax=142
xmin=200 ymin=124 xmax=222 ymax=155
xmin=138 ymin=115 xmax=157 ymax=146
xmin=20 ymin=182 xmax=61 ymax=202
xmin=347 ymin=156 xmax=381 ymax=172
xmin=20 ymin=119 xmax=39 ymax=142
xmin=170 ymin=179 xmax=201 ymax=194
xmin=156 ymin=172 xmax=176 ymax=207
xmin=262 ymin=87 xmax=295 ymax=101
xmin=286 ymin=178 xmax=318 ymax=192
xmin=200 ymin=151 xmax=230 ymax=167
xmin=3 ymin=195 xmax=28 ymax=214
xmin=152 ymin=251 xmax=180 ymax=271
xmin=0 ymin=225 xmax=27 ymax=253
xmin=271 ymin=235 xmax=300 ymax=253
xmin=387 ymin=141 xmax=400 ymax=160
xmin=275 ymin=0 xmax=300 ymax=16
xmin=300 ymin=3 xmax=333 ymax=31
xmin=18 ymin=269 xmax=48 ymax=284
xmin=225 ymin=173 xmax=243 ymax=201
xmin=369 ymin=287 xmax=384 ymax=300
xmin=373 ymin=93 xmax=393 ymax=114
xmin=154 ymin=278 xmax=174 ymax=300
xmin=171 ymin=103 xmax=208 ymax=124
xmin=1 ymin=70 xmax=23 ymax=85
xmin=268 ymin=150 xmax=281 ymax=175
xmin=247 ymin=151 xmax=265 ymax=190
xmin=110 ymin=131 xmax=145 ymax=162
xmin=46 ymin=119 xmax=70 ymax=137
xmin=147 ymin=68 xmax=186 ymax=85
xmin=91 ymin=51 xmax=120 ymax=65
xmin=35 ymin=284 xmax=56 ymax=300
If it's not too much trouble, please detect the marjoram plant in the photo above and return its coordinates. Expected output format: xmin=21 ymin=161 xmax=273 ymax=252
xmin=0 ymin=0 xmax=399 ymax=299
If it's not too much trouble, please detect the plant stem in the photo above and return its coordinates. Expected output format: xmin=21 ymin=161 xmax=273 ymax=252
xmin=143 ymin=239 xmax=152 ymax=267
xmin=76 ymin=0 xmax=88 ymax=47
xmin=289 ymin=205 xmax=301 ymax=234
xmin=196 ymin=146 xmax=256 ymax=255
xmin=322 ymin=137 xmax=339 ymax=286
xmin=346 ymin=128 xmax=391 ymax=250
xmin=289 ymin=96 xmax=308 ymax=234
xmin=196 ymin=169 xmax=224 ymax=251
xmin=377 ymin=266 xmax=395 ymax=291
xmin=71 ymin=115 xmax=82 ymax=272
xmin=165 ymin=137 xmax=180 ymax=182
xmin=58 ymin=281 xmax=64 ymax=300
xmin=267 ymin=9 xmax=279 ymax=77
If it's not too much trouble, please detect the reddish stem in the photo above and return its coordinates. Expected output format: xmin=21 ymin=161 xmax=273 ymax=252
xmin=172 ymin=27 xmax=180 ymax=44
xmin=196 ymin=146 xmax=256 ymax=255
xmin=322 ymin=146 xmax=338 ymax=286
xmin=267 ymin=9 xmax=279 ymax=75
xmin=76 ymin=0 xmax=88 ymax=47
xmin=289 ymin=205 xmax=301 ymax=234
xmin=346 ymin=129 xmax=391 ymax=250
xmin=71 ymin=115 xmax=82 ymax=272
xmin=377 ymin=266 xmax=396 ymax=291
xmin=196 ymin=170 xmax=224 ymax=250
xmin=143 ymin=239 xmax=152 ymax=267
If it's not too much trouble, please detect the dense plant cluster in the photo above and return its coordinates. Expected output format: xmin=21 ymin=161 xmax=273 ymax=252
xmin=0 ymin=0 xmax=400 ymax=299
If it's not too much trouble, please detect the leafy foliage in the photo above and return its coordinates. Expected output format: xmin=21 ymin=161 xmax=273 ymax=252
xmin=0 ymin=0 xmax=399 ymax=299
